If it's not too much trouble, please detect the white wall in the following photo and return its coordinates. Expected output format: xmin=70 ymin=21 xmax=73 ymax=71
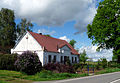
xmin=11 ymin=32 xmax=42 ymax=53
xmin=43 ymin=45 xmax=79 ymax=65
xmin=11 ymin=32 xmax=79 ymax=66
xmin=11 ymin=32 xmax=44 ymax=65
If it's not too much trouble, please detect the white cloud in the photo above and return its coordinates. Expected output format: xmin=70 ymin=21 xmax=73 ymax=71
xmin=79 ymin=45 xmax=113 ymax=61
xmin=0 ymin=0 xmax=101 ymax=33
xmin=37 ymin=29 xmax=56 ymax=35
xmin=59 ymin=36 xmax=70 ymax=42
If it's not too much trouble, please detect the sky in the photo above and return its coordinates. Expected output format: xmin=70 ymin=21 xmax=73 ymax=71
xmin=0 ymin=0 xmax=113 ymax=61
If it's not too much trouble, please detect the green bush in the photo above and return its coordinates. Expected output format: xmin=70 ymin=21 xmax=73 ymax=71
xmin=14 ymin=51 xmax=42 ymax=75
xmin=43 ymin=63 xmax=75 ymax=73
xmin=101 ymin=58 xmax=107 ymax=68
xmin=36 ymin=70 xmax=53 ymax=78
xmin=95 ymin=59 xmax=102 ymax=70
xmin=0 ymin=54 xmax=17 ymax=70
xmin=73 ymin=63 xmax=84 ymax=71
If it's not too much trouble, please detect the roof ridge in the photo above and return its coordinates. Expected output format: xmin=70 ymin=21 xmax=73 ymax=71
xmin=28 ymin=31 xmax=79 ymax=55
xmin=28 ymin=31 xmax=66 ymax=42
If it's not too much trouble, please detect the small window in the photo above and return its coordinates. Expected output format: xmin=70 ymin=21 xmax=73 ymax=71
xmin=72 ymin=57 xmax=74 ymax=63
xmin=62 ymin=50 xmax=64 ymax=53
xmin=75 ymin=57 xmax=77 ymax=63
xmin=48 ymin=55 xmax=51 ymax=63
xmin=61 ymin=56 xmax=63 ymax=63
xmin=53 ymin=55 xmax=56 ymax=63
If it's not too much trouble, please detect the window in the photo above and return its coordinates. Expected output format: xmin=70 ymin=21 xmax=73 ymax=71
xmin=53 ymin=55 xmax=56 ymax=63
xmin=61 ymin=56 xmax=63 ymax=63
xmin=48 ymin=55 xmax=51 ymax=63
xmin=75 ymin=57 xmax=77 ymax=63
xmin=72 ymin=57 xmax=74 ymax=63
xmin=64 ymin=56 xmax=67 ymax=64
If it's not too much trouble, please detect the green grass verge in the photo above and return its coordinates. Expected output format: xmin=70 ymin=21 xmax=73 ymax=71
xmin=0 ymin=80 xmax=10 ymax=83
xmin=0 ymin=70 xmax=88 ymax=82
xmin=0 ymin=68 xmax=120 ymax=83
xmin=95 ymin=68 xmax=120 ymax=75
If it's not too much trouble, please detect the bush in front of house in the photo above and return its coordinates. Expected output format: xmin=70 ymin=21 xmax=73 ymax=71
xmin=0 ymin=54 xmax=17 ymax=70
xmin=14 ymin=51 xmax=42 ymax=75
xmin=43 ymin=63 xmax=75 ymax=73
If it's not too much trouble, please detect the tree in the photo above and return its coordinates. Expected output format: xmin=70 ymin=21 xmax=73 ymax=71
xmin=87 ymin=0 xmax=120 ymax=63
xmin=44 ymin=34 xmax=52 ymax=37
xmin=79 ymin=50 xmax=88 ymax=64
xmin=69 ymin=39 xmax=76 ymax=48
xmin=0 ymin=8 xmax=16 ymax=52
xmin=17 ymin=18 xmax=33 ymax=38
xmin=112 ymin=54 xmax=118 ymax=62
xmin=101 ymin=58 xmax=108 ymax=68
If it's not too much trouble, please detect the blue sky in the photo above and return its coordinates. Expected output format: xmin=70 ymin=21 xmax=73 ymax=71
xmin=16 ymin=19 xmax=92 ymax=49
xmin=1 ymin=0 xmax=113 ymax=61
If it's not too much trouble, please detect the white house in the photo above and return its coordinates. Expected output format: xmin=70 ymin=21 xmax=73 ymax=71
xmin=11 ymin=31 xmax=79 ymax=66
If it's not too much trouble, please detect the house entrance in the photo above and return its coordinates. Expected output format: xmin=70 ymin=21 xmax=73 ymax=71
xmin=64 ymin=56 xmax=69 ymax=64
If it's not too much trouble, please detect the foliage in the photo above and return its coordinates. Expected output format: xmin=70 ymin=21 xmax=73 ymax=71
xmin=0 ymin=70 xmax=88 ymax=82
xmin=79 ymin=50 xmax=88 ymax=64
xmin=0 ymin=80 xmax=9 ymax=83
xmin=43 ymin=63 xmax=75 ymax=73
xmin=73 ymin=63 xmax=84 ymax=71
xmin=87 ymin=0 xmax=120 ymax=63
xmin=101 ymin=58 xmax=108 ymax=68
xmin=17 ymin=18 xmax=33 ymax=38
xmin=69 ymin=39 xmax=76 ymax=48
xmin=112 ymin=54 xmax=118 ymax=62
xmin=96 ymin=59 xmax=101 ymax=70
xmin=0 ymin=8 xmax=16 ymax=53
xmin=0 ymin=54 xmax=17 ymax=70
xmin=14 ymin=51 xmax=42 ymax=75
xmin=44 ymin=34 xmax=52 ymax=37
xmin=95 ymin=68 xmax=120 ymax=75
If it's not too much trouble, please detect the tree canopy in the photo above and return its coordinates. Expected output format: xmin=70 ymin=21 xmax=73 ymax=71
xmin=0 ymin=8 xmax=33 ymax=54
xmin=79 ymin=50 xmax=88 ymax=64
xmin=0 ymin=8 xmax=16 ymax=48
xmin=69 ymin=39 xmax=76 ymax=48
xmin=17 ymin=18 xmax=33 ymax=38
xmin=87 ymin=0 xmax=120 ymax=62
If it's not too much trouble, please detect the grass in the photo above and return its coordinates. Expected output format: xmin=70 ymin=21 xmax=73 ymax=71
xmin=0 ymin=70 xmax=32 ymax=83
xmin=25 ymin=70 xmax=88 ymax=81
xmin=0 ymin=68 xmax=120 ymax=83
xmin=95 ymin=68 xmax=120 ymax=75
xmin=0 ymin=80 xmax=10 ymax=83
xmin=0 ymin=70 xmax=88 ymax=83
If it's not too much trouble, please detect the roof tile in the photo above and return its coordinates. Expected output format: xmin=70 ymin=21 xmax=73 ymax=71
xmin=29 ymin=31 xmax=79 ymax=55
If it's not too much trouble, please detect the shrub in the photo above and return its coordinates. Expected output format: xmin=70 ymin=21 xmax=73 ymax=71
xmin=73 ymin=63 xmax=82 ymax=71
xmin=36 ymin=70 xmax=53 ymax=78
xmin=101 ymin=58 xmax=107 ymax=68
xmin=95 ymin=59 xmax=101 ymax=70
xmin=43 ymin=63 xmax=75 ymax=73
xmin=0 ymin=54 xmax=17 ymax=70
xmin=14 ymin=51 xmax=42 ymax=75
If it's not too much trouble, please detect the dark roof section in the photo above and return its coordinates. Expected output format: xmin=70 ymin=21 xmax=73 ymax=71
xmin=28 ymin=31 xmax=79 ymax=55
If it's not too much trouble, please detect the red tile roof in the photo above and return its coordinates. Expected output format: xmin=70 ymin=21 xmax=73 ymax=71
xmin=29 ymin=31 xmax=79 ymax=55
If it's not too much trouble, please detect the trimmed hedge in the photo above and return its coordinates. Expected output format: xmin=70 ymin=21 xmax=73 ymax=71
xmin=0 ymin=54 xmax=17 ymax=70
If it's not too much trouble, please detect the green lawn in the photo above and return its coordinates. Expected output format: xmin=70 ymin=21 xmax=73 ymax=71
xmin=95 ymin=68 xmax=120 ymax=75
xmin=0 ymin=68 xmax=120 ymax=83
xmin=0 ymin=70 xmax=88 ymax=83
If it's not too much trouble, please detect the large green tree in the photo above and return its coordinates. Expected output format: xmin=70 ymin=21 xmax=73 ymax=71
xmin=17 ymin=18 xmax=33 ymax=38
xmin=0 ymin=8 xmax=16 ymax=48
xmin=87 ymin=0 xmax=120 ymax=63
xmin=69 ymin=39 xmax=76 ymax=48
xmin=79 ymin=50 xmax=88 ymax=64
